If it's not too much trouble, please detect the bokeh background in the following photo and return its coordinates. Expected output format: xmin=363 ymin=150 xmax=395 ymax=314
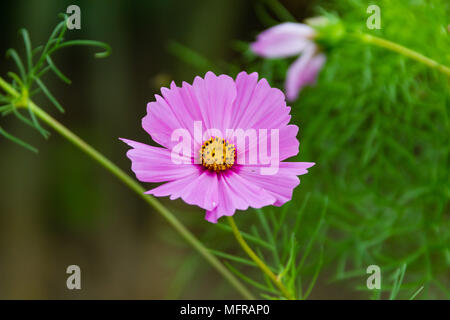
xmin=0 ymin=0 xmax=448 ymax=299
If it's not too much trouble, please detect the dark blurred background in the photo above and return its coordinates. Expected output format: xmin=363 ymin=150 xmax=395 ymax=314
xmin=0 ymin=0 xmax=316 ymax=299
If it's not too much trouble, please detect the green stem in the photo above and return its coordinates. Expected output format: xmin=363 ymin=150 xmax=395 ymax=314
xmin=227 ymin=216 xmax=295 ymax=300
xmin=0 ymin=77 xmax=255 ymax=300
xmin=357 ymin=33 xmax=450 ymax=76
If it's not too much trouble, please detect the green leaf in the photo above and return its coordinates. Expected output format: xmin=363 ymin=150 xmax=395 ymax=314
xmin=12 ymin=108 xmax=49 ymax=138
xmin=389 ymin=264 xmax=407 ymax=300
xmin=54 ymin=40 xmax=112 ymax=59
xmin=7 ymin=72 xmax=24 ymax=87
xmin=224 ymin=262 xmax=277 ymax=295
xmin=254 ymin=3 xmax=279 ymax=27
xmin=167 ymin=41 xmax=218 ymax=73
xmin=26 ymin=101 xmax=49 ymax=138
xmin=303 ymin=244 xmax=324 ymax=299
xmin=293 ymin=192 xmax=311 ymax=235
xmin=261 ymin=0 xmax=296 ymax=22
xmin=295 ymin=197 xmax=328 ymax=277
xmin=256 ymin=208 xmax=280 ymax=267
xmin=46 ymin=56 xmax=71 ymax=84
xmin=215 ymin=223 xmax=274 ymax=250
xmin=40 ymin=20 xmax=66 ymax=63
xmin=0 ymin=104 xmax=13 ymax=112
xmin=5 ymin=49 xmax=26 ymax=81
xmin=209 ymin=249 xmax=257 ymax=267
xmin=34 ymin=77 xmax=64 ymax=113
xmin=19 ymin=29 xmax=33 ymax=73
xmin=409 ymin=286 xmax=424 ymax=300
xmin=0 ymin=125 xmax=38 ymax=153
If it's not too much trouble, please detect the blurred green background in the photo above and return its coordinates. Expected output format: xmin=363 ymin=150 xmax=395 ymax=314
xmin=0 ymin=0 xmax=448 ymax=299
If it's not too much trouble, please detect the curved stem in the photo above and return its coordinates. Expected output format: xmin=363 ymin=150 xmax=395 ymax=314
xmin=357 ymin=33 xmax=450 ymax=76
xmin=0 ymin=77 xmax=254 ymax=300
xmin=227 ymin=216 xmax=295 ymax=300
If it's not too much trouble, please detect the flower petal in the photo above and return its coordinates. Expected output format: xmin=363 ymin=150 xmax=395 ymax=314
xmin=228 ymin=72 xmax=299 ymax=162
xmin=285 ymin=44 xmax=326 ymax=101
xmin=142 ymin=72 xmax=236 ymax=151
xmin=236 ymin=162 xmax=315 ymax=206
xmin=204 ymin=171 xmax=277 ymax=223
xmin=232 ymin=72 xmax=291 ymax=130
xmin=251 ymin=22 xmax=315 ymax=58
xmin=120 ymin=138 xmax=197 ymax=182
xmin=191 ymin=71 xmax=237 ymax=135
xmin=146 ymin=169 xmax=220 ymax=211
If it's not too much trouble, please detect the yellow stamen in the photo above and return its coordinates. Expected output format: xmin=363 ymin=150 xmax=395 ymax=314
xmin=200 ymin=136 xmax=235 ymax=172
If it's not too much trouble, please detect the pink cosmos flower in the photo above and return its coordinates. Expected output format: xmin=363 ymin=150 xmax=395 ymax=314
xmin=121 ymin=71 xmax=314 ymax=223
xmin=251 ymin=22 xmax=326 ymax=101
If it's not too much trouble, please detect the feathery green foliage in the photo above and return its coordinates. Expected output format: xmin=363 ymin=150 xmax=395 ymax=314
xmin=208 ymin=196 xmax=328 ymax=299
xmin=0 ymin=14 xmax=110 ymax=152
xmin=252 ymin=0 xmax=449 ymax=299
xmin=170 ymin=0 xmax=449 ymax=299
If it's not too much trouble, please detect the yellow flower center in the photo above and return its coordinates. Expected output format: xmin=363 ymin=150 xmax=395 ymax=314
xmin=200 ymin=137 xmax=235 ymax=172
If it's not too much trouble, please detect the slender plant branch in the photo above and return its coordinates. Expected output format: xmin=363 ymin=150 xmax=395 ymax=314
xmin=227 ymin=216 xmax=295 ymax=300
xmin=0 ymin=77 xmax=255 ymax=300
xmin=357 ymin=32 xmax=450 ymax=76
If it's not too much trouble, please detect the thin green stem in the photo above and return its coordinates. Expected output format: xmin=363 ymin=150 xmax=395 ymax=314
xmin=0 ymin=77 xmax=18 ymax=97
xmin=357 ymin=32 xmax=450 ymax=76
xmin=227 ymin=216 xmax=295 ymax=300
xmin=0 ymin=77 xmax=255 ymax=300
